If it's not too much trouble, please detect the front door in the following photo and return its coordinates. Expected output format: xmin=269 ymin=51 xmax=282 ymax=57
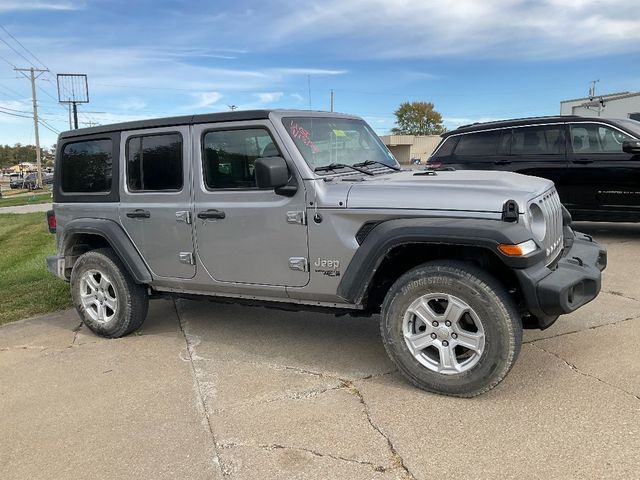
xmin=193 ymin=121 xmax=309 ymax=287
xmin=118 ymin=126 xmax=195 ymax=279
xmin=566 ymin=122 xmax=640 ymax=213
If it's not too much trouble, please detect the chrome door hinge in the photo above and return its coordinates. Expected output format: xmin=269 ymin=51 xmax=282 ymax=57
xmin=175 ymin=210 xmax=192 ymax=224
xmin=286 ymin=210 xmax=306 ymax=225
xmin=288 ymin=257 xmax=308 ymax=272
xmin=179 ymin=252 xmax=195 ymax=265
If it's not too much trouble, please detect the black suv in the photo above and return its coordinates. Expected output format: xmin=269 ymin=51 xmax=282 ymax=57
xmin=428 ymin=116 xmax=640 ymax=222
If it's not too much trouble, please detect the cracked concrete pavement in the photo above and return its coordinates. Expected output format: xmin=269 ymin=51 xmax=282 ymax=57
xmin=1 ymin=222 xmax=639 ymax=479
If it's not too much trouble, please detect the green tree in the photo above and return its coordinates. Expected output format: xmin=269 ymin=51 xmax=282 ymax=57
xmin=392 ymin=101 xmax=446 ymax=136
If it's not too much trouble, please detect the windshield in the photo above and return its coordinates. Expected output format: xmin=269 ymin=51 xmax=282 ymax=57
xmin=282 ymin=116 xmax=398 ymax=171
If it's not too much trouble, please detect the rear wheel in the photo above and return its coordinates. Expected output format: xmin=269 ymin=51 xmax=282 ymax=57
xmin=71 ymin=248 xmax=148 ymax=338
xmin=380 ymin=260 xmax=522 ymax=397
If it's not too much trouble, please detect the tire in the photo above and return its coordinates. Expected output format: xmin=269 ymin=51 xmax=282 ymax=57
xmin=380 ymin=260 xmax=522 ymax=397
xmin=70 ymin=247 xmax=149 ymax=338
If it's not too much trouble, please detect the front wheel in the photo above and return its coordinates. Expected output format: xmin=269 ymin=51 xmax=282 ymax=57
xmin=71 ymin=248 xmax=148 ymax=338
xmin=380 ymin=261 xmax=522 ymax=397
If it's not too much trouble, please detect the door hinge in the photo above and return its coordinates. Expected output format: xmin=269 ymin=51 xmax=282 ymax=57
xmin=179 ymin=252 xmax=195 ymax=265
xmin=175 ymin=210 xmax=192 ymax=224
xmin=286 ymin=210 xmax=306 ymax=225
xmin=288 ymin=257 xmax=308 ymax=272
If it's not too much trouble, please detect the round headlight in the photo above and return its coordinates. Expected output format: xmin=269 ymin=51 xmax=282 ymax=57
xmin=529 ymin=203 xmax=546 ymax=241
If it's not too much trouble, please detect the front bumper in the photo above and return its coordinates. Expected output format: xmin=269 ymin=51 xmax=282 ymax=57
xmin=516 ymin=231 xmax=607 ymax=329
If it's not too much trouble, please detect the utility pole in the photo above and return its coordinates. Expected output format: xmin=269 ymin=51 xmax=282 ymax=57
xmin=330 ymin=89 xmax=334 ymax=112
xmin=15 ymin=67 xmax=48 ymax=189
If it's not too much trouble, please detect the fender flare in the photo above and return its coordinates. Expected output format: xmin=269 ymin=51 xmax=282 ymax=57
xmin=337 ymin=217 xmax=542 ymax=304
xmin=61 ymin=218 xmax=152 ymax=284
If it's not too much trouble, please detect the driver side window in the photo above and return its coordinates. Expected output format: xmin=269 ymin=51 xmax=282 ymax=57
xmin=202 ymin=128 xmax=280 ymax=190
xmin=570 ymin=123 xmax=632 ymax=154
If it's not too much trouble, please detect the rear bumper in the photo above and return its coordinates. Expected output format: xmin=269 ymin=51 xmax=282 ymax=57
xmin=47 ymin=255 xmax=67 ymax=281
xmin=516 ymin=231 xmax=607 ymax=329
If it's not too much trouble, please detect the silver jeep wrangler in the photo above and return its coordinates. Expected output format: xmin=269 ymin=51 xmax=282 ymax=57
xmin=46 ymin=110 xmax=607 ymax=396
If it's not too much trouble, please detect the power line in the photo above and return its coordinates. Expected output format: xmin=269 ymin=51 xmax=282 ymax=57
xmin=0 ymin=25 xmax=48 ymax=70
xmin=0 ymin=108 xmax=31 ymax=119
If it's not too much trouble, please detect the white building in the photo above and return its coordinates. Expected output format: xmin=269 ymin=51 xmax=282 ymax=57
xmin=379 ymin=135 xmax=441 ymax=164
xmin=560 ymin=91 xmax=640 ymax=121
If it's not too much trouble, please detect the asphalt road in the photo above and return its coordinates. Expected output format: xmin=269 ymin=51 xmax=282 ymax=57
xmin=1 ymin=222 xmax=638 ymax=479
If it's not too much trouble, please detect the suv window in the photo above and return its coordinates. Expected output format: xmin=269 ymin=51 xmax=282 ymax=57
xmin=432 ymin=136 xmax=458 ymax=158
xmin=202 ymin=128 xmax=279 ymax=189
xmin=61 ymin=139 xmax=112 ymax=193
xmin=454 ymin=130 xmax=504 ymax=156
xmin=127 ymin=133 xmax=183 ymax=191
xmin=511 ymin=126 xmax=564 ymax=155
xmin=570 ymin=123 xmax=633 ymax=154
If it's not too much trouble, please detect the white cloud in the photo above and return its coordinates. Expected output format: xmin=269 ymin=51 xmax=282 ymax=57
xmin=0 ymin=1 xmax=83 ymax=12
xmin=191 ymin=92 xmax=223 ymax=109
xmin=271 ymin=68 xmax=347 ymax=76
xmin=255 ymin=92 xmax=283 ymax=103
xmin=266 ymin=0 xmax=640 ymax=59
xmin=290 ymin=93 xmax=304 ymax=102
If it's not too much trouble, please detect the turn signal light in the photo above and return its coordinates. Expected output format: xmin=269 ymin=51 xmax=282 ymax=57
xmin=498 ymin=239 xmax=537 ymax=257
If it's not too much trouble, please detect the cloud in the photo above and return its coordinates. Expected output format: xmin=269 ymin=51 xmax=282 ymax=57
xmin=266 ymin=0 xmax=640 ymax=59
xmin=255 ymin=92 xmax=283 ymax=103
xmin=272 ymin=68 xmax=347 ymax=76
xmin=0 ymin=1 xmax=83 ymax=12
xmin=290 ymin=93 xmax=304 ymax=102
xmin=191 ymin=92 xmax=223 ymax=109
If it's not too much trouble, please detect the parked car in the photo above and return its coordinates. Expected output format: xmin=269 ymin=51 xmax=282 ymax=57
xmin=427 ymin=116 xmax=640 ymax=222
xmin=46 ymin=109 xmax=606 ymax=397
xmin=9 ymin=173 xmax=24 ymax=188
xmin=15 ymin=172 xmax=54 ymax=189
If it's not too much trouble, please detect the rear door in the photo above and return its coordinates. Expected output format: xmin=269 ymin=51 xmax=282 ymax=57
xmin=506 ymin=124 xmax=570 ymax=204
xmin=566 ymin=122 xmax=639 ymax=213
xmin=118 ymin=126 xmax=195 ymax=279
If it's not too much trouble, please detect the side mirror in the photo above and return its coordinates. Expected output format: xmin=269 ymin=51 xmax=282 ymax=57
xmin=622 ymin=140 xmax=640 ymax=155
xmin=255 ymin=156 xmax=289 ymax=189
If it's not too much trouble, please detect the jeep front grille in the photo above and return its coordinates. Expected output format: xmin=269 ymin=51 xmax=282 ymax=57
xmin=534 ymin=188 xmax=563 ymax=265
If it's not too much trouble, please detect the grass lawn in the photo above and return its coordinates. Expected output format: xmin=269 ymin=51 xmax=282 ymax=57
xmin=0 ymin=212 xmax=71 ymax=325
xmin=0 ymin=191 xmax=52 ymax=208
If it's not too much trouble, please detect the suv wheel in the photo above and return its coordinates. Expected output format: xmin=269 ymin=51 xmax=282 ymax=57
xmin=380 ymin=260 xmax=522 ymax=397
xmin=71 ymin=248 xmax=149 ymax=338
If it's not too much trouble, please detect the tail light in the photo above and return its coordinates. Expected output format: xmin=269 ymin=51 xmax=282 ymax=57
xmin=46 ymin=209 xmax=56 ymax=233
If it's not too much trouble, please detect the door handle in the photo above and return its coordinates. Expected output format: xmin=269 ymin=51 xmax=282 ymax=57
xmin=197 ymin=209 xmax=226 ymax=220
xmin=126 ymin=209 xmax=150 ymax=219
xmin=572 ymin=158 xmax=593 ymax=164
xmin=494 ymin=160 xmax=511 ymax=165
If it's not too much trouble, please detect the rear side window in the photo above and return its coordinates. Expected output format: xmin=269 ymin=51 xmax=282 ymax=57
xmin=511 ymin=126 xmax=564 ymax=155
xmin=431 ymin=137 xmax=458 ymax=158
xmin=202 ymin=128 xmax=279 ymax=189
xmin=61 ymin=139 xmax=113 ymax=193
xmin=454 ymin=130 xmax=504 ymax=156
xmin=127 ymin=133 xmax=183 ymax=191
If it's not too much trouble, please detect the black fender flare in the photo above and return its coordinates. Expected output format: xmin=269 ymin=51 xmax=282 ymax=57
xmin=337 ymin=217 xmax=542 ymax=304
xmin=61 ymin=218 xmax=152 ymax=284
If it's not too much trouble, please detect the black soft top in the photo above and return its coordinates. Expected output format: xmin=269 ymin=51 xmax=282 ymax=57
xmin=58 ymin=109 xmax=273 ymax=139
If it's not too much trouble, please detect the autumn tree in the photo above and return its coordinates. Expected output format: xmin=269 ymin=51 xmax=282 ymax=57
xmin=392 ymin=101 xmax=446 ymax=136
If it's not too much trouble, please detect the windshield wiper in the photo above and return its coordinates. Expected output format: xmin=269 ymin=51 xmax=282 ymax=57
xmin=353 ymin=160 xmax=401 ymax=171
xmin=314 ymin=163 xmax=374 ymax=176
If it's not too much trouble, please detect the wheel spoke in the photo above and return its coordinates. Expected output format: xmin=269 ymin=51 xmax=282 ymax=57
xmin=438 ymin=344 xmax=459 ymax=373
xmin=410 ymin=299 xmax=437 ymax=325
xmin=104 ymin=297 xmax=117 ymax=312
xmin=99 ymin=275 xmax=111 ymax=290
xmin=454 ymin=330 xmax=484 ymax=352
xmin=404 ymin=331 xmax=435 ymax=355
xmin=95 ymin=303 xmax=106 ymax=321
xmin=85 ymin=274 xmax=99 ymax=292
xmin=444 ymin=296 xmax=468 ymax=324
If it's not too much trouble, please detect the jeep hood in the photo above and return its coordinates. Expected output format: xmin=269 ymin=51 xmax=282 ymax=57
xmin=345 ymin=170 xmax=554 ymax=213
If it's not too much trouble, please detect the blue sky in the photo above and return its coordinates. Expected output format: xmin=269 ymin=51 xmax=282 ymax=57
xmin=0 ymin=0 xmax=639 ymax=146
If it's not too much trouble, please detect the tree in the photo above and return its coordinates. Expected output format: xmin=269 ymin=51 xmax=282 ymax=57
xmin=392 ymin=101 xmax=446 ymax=136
